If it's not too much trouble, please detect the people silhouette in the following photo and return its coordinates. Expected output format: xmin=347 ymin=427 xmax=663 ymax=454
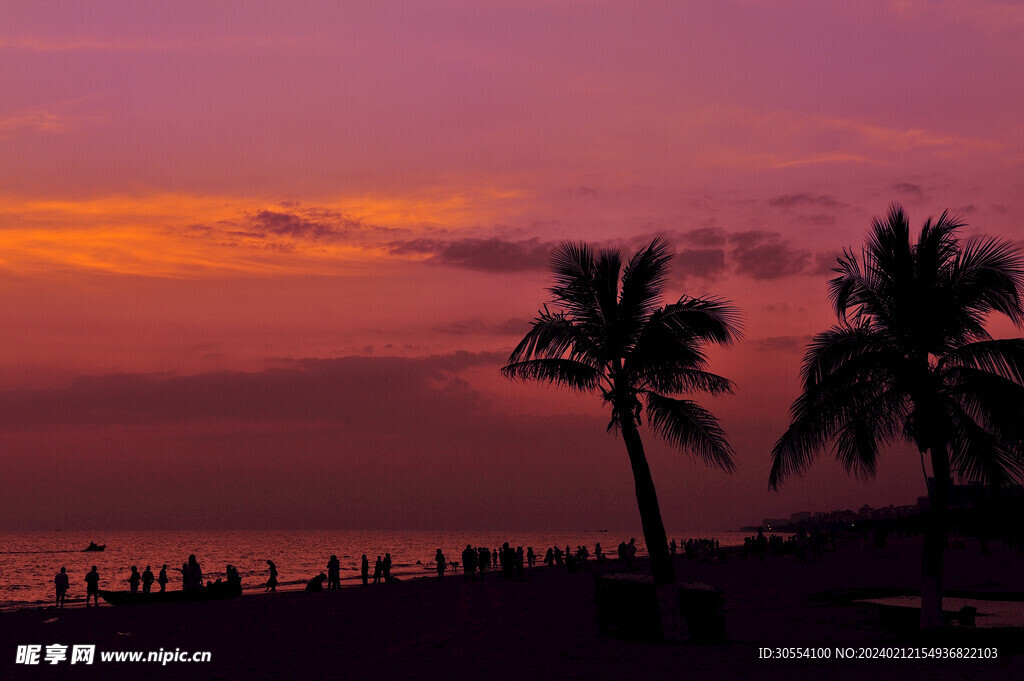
xmin=84 ymin=566 xmax=100 ymax=607
xmin=158 ymin=564 xmax=169 ymax=592
xmin=435 ymin=549 xmax=446 ymax=579
xmin=383 ymin=553 xmax=393 ymax=583
xmin=755 ymin=528 xmax=768 ymax=562
xmin=305 ymin=572 xmax=327 ymax=592
xmin=54 ymin=567 xmax=69 ymax=608
xmin=183 ymin=555 xmax=203 ymax=591
xmin=327 ymin=555 xmax=341 ymax=591
xmin=361 ymin=554 xmax=369 ymax=586
xmin=372 ymin=555 xmax=383 ymax=584
xmin=142 ymin=566 xmax=154 ymax=594
xmin=128 ymin=566 xmax=142 ymax=594
xmin=478 ymin=546 xmax=489 ymax=578
xmin=625 ymin=538 xmax=637 ymax=568
xmin=462 ymin=544 xmax=477 ymax=581
xmin=265 ymin=560 xmax=278 ymax=592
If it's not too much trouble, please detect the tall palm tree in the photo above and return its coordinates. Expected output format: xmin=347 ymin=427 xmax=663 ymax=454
xmin=502 ymin=237 xmax=741 ymax=588
xmin=770 ymin=204 xmax=1024 ymax=628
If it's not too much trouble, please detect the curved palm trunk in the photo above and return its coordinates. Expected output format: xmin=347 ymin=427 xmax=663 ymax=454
xmin=620 ymin=418 xmax=684 ymax=639
xmin=619 ymin=419 xmax=677 ymax=586
xmin=921 ymin=442 xmax=950 ymax=629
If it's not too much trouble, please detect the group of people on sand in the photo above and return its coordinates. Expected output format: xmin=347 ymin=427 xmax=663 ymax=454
xmin=670 ymin=537 xmax=722 ymax=562
xmin=52 ymin=537 xmax=679 ymax=606
xmin=50 ymin=554 xmax=248 ymax=607
xmin=50 ymin=565 xmax=106 ymax=608
xmin=448 ymin=542 xmax=532 ymax=581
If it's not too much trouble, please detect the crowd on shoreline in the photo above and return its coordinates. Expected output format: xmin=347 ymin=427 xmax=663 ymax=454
xmin=41 ymin=535 xmax=735 ymax=607
xmin=32 ymin=529 xmax=1023 ymax=610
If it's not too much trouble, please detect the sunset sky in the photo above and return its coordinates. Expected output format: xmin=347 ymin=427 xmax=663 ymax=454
xmin=2 ymin=0 xmax=1023 ymax=531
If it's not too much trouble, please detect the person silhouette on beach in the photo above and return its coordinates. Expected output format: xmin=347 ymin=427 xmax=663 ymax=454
xmin=372 ymin=555 xmax=383 ymax=584
xmin=128 ymin=566 xmax=142 ymax=594
xmin=183 ymin=555 xmax=203 ymax=591
xmin=435 ymin=549 xmax=446 ymax=579
xmin=361 ymin=554 xmax=369 ymax=586
xmin=462 ymin=545 xmax=476 ymax=581
xmin=54 ymin=567 xmax=69 ymax=608
xmin=527 ymin=547 xmax=535 ymax=568
xmin=327 ymin=555 xmax=341 ymax=591
xmin=142 ymin=566 xmax=154 ymax=594
xmin=625 ymin=538 xmax=637 ymax=568
xmin=305 ymin=572 xmax=326 ymax=592
xmin=755 ymin=529 xmax=768 ymax=562
xmin=478 ymin=546 xmax=489 ymax=578
xmin=226 ymin=564 xmax=240 ymax=587
xmin=85 ymin=566 xmax=100 ymax=607
xmin=158 ymin=564 xmax=168 ymax=592
xmin=383 ymin=553 xmax=393 ymax=583
xmin=265 ymin=560 xmax=278 ymax=592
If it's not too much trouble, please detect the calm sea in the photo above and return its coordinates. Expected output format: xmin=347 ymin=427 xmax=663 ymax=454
xmin=0 ymin=530 xmax=748 ymax=609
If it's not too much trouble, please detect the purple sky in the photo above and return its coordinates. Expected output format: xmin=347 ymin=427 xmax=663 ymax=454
xmin=1 ymin=1 xmax=1023 ymax=530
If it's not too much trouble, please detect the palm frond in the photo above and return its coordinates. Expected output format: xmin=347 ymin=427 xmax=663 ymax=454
xmin=938 ymin=339 xmax=1024 ymax=383
xmin=505 ymin=309 xmax=604 ymax=368
xmin=945 ymin=401 xmax=1023 ymax=489
xmin=830 ymin=388 xmax=907 ymax=480
xmin=951 ymin=236 xmax=1024 ymax=328
xmin=547 ymin=242 xmax=603 ymax=327
xmin=656 ymin=296 xmax=743 ymax=346
xmin=942 ymin=366 xmax=1024 ymax=448
xmin=800 ymin=323 xmax=896 ymax=388
xmin=594 ymin=248 xmax=623 ymax=334
xmin=771 ymin=366 xmax=908 ymax=489
xmin=618 ymin=237 xmax=672 ymax=343
xmin=500 ymin=358 xmax=601 ymax=392
xmin=625 ymin=308 xmax=712 ymax=387
xmin=638 ymin=368 xmax=734 ymax=396
xmin=645 ymin=392 xmax=735 ymax=472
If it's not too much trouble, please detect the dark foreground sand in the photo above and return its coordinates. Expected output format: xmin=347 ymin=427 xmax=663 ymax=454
xmin=2 ymin=538 xmax=1022 ymax=680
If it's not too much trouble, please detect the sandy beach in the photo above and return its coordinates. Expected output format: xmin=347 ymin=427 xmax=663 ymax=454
xmin=2 ymin=537 xmax=1021 ymax=681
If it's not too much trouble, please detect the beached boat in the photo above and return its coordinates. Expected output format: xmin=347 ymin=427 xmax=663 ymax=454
xmin=83 ymin=543 xmax=105 ymax=552
xmin=98 ymin=582 xmax=242 ymax=606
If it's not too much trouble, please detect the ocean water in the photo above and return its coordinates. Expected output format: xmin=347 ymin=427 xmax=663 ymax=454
xmin=0 ymin=530 xmax=748 ymax=609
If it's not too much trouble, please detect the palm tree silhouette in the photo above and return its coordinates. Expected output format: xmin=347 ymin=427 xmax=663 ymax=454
xmin=502 ymin=237 xmax=740 ymax=588
xmin=770 ymin=204 xmax=1024 ymax=628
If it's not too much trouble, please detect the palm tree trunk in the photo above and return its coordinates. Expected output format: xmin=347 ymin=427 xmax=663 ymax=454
xmin=921 ymin=441 xmax=950 ymax=629
xmin=620 ymin=418 xmax=684 ymax=639
xmin=619 ymin=419 xmax=677 ymax=586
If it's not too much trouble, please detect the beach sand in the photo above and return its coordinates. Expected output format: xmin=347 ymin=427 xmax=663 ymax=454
xmin=2 ymin=538 xmax=1021 ymax=680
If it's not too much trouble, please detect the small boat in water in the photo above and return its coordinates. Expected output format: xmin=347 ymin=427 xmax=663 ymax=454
xmin=84 ymin=542 xmax=106 ymax=552
xmin=98 ymin=582 xmax=242 ymax=606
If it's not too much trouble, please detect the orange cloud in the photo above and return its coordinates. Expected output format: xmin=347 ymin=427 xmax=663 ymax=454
xmin=0 ymin=189 xmax=526 ymax=278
